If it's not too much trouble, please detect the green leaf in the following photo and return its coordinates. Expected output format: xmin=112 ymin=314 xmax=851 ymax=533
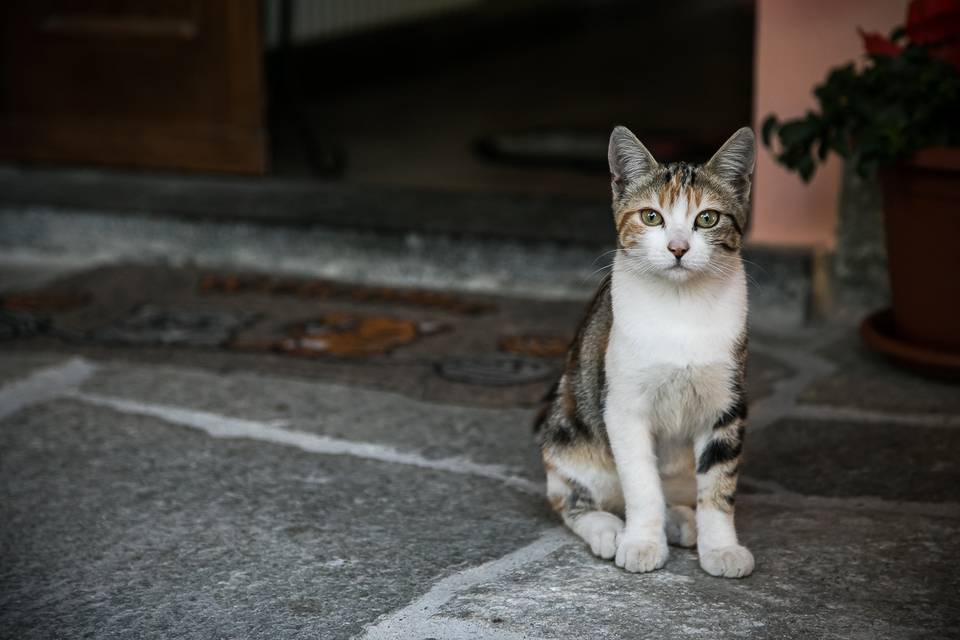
xmin=778 ymin=119 xmax=820 ymax=147
xmin=797 ymin=155 xmax=815 ymax=182
xmin=816 ymin=140 xmax=829 ymax=161
xmin=761 ymin=116 xmax=779 ymax=147
xmin=761 ymin=41 xmax=960 ymax=180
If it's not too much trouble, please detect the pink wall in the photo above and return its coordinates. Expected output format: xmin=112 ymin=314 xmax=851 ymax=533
xmin=750 ymin=0 xmax=907 ymax=248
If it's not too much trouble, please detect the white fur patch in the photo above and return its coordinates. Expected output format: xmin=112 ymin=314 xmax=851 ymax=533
xmin=607 ymin=256 xmax=746 ymax=434
xmin=602 ymin=252 xmax=749 ymax=576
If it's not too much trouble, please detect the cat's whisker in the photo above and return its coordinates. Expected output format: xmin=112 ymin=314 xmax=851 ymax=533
xmin=707 ymin=260 xmax=762 ymax=290
xmin=590 ymin=247 xmax=626 ymax=267
xmin=584 ymin=248 xmax=632 ymax=283
xmin=582 ymin=263 xmax=615 ymax=283
xmin=738 ymin=256 xmax=769 ymax=276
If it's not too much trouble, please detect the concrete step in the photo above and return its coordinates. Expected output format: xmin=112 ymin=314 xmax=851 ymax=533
xmin=0 ymin=166 xmax=817 ymax=332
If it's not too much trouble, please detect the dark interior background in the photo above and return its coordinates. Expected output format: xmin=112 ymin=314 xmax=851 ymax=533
xmin=267 ymin=0 xmax=755 ymax=200
xmin=0 ymin=0 xmax=755 ymax=243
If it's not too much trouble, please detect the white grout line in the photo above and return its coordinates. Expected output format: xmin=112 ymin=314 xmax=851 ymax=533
xmin=359 ymin=527 xmax=569 ymax=640
xmin=790 ymin=404 xmax=960 ymax=429
xmin=65 ymin=390 xmax=545 ymax=496
xmin=0 ymin=357 xmax=97 ymax=421
xmin=748 ymin=342 xmax=960 ymax=433
xmin=746 ymin=344 xmax=836 ymax=432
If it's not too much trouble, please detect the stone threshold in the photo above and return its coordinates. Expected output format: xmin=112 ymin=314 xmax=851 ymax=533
xmin=0 ymin=165 xmax=610 ymax=246
xmin=0 ymin=165 xmax=819 ymax=329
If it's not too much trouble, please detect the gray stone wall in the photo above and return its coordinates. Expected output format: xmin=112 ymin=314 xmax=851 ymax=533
xmin=832 ymin=164 xmax=890 ymax=313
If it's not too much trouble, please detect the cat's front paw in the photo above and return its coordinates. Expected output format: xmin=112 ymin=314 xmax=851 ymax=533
xmin=615 ymin=534 xmax=668 ymax=573
xmin=699 ymin=544 xmax=754 ymax=578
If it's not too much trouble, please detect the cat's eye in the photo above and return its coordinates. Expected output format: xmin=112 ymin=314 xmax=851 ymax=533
xmin=695 ymin=210 xmax=720 ymax=229
xmin=639 ymin=209 xmax=663 ymax=226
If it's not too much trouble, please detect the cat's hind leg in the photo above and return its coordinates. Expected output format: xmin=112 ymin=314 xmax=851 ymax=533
xmin=544 ymin=447 xmax=624 ymax=560
xmin=665 ymin=505 xmax=697 ymax=547
xmin=659 ymin=439 xmax=698 ymax=548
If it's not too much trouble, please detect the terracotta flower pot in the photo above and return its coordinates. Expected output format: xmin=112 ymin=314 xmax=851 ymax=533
xmin=874 ymin=147 xmax=960 ymax=357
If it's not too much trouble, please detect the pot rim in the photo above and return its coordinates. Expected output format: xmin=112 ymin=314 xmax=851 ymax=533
xmin=903 ymin=146 xmax=960 ymax=172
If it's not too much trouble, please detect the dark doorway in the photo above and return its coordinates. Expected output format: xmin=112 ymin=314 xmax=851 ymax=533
xmin=267 ymin=0 xmax=756 ymax=201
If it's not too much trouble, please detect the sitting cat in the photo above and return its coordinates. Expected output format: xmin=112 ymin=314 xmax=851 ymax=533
xmin=536 ymin=126 xmax=755 ymax=578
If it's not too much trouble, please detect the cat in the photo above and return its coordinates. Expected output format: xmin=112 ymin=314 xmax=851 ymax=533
xmin=536 ymin=125 xmax=755 ymax=578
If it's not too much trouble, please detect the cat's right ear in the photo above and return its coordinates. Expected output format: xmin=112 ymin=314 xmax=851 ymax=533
xmin=608 ymin=126 xmax=657 ymax=196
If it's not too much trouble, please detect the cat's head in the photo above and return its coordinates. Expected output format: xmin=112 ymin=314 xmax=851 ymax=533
xmin=607 ymin=126 xmax=755 ymax=284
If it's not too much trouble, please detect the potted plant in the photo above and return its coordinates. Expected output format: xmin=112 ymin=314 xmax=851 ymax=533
xmin=762 ymin=0 xmax=960 ymax=376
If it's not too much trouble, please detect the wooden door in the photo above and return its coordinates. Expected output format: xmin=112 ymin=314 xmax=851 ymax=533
xmin=0 ymin=0 xmax=266 ymax=174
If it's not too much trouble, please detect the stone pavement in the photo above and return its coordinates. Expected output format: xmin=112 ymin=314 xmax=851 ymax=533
xmin=1 ymin=264 xmax=959 ymax=639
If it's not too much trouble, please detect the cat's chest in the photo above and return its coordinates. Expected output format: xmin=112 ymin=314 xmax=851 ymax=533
xmin=605 ymin=276 xmax=745 ymax=432
xmin=608 ymin=277 xmax=745 ymax=370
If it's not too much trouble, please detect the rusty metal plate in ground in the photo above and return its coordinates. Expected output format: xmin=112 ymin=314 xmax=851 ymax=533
xmin=273 ymin=313 xmax=447 ymax=357
xmin=499 ymin=334 xmax=571 ymax=358
xmin=0 ymin=310 xmax=50 ymax=340
xmin=89 ymin=306 xmax=259 ymax=347
xmin=1 ymin=292 xmax=90 ymax=313
xmin=435 ymin=357 xmax=555 ymax=386
xmin=199 ymin=274 xmax=496 ymax=315
xmin=0 ymin=292 xmax=89 ymax=340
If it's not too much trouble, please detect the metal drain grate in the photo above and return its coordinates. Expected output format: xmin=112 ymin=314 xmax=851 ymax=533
xmin=89 ymin=306 xmax=258 ymax=348
xmin=435 ymin=357 xmax=555 ymax=386
xmin=0 ymin=310 xmax=50 ymax=340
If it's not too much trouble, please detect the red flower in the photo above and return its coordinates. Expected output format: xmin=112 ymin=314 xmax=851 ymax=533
xmin=858 ymin=28 xmax=904 ymax=57
xmin=907 ymin=0 xmax=960 ymax=71
xmin=858 ymin=1 xmax=960 ymax=72
xmin=906 ymin=0 xmax=960 ymax=44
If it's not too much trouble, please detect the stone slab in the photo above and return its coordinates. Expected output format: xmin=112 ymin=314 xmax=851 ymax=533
xmin=0 ymin=351 xmax=73 ymax=389
xmin=436 ymin=499 xmax=960 ymax=639
xmin=77 ymin=348 xmax=796 ymax=487
xmin=801 ymin=334 xmax=960 ymax=415
xmin=747 ymin=418 xmax=960 ymax=502
xmin=0 ymin=400 xmax=552 ymax=640
xmin=744 ymin=350 xmax=794 ymax=402
xmin=79 ymin=361 xmax=546 ymax=482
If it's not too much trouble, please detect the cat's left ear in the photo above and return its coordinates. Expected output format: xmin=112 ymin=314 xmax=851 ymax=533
xmin=608 ymin=126 xmax=657 ymax=197
xmin=706 ymin=127 xmax=756 ymax=201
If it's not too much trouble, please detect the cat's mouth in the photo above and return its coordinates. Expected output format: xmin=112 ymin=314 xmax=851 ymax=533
xmin=663 ymin=262 xmax=697 ymax=281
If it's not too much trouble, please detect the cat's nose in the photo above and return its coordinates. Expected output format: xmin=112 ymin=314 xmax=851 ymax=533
xmin=668 ymin=240 xmax=689 ymax=259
